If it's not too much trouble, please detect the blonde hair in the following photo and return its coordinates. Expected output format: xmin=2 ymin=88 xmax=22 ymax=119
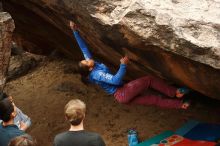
xmin=8 ymin=135 xmax=36 ymax=146
xmin=64 ymin=99 xmax=86 ymax=126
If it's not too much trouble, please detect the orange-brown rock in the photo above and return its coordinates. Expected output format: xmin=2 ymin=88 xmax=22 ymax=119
xmin=2 ymin=0 xmax=220 ymax=99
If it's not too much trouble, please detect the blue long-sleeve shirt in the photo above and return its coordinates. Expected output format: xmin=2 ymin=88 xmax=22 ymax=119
xmin=73 ymin=31 xmax=92 ymax=60
xmin=73 ymin=31 xmax=126 ymax=94
xmin=89 ymin=62 xmax=126 ymax=94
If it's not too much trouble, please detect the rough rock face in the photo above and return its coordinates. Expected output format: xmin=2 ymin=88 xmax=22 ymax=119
xmin=2 ymin=0 xmax=220 ymax=99
xmin=7 ymin=52 xmax=42 ymax=82
xmin=0 ymin=1 xmax=3 ymax=12
xmin=93 ymin=0 xmax=220 ymax=68
xmin=0 ymin=12 xmax=15 ymax=91
xmin=0 ymin=2 xmax=2 ymax=12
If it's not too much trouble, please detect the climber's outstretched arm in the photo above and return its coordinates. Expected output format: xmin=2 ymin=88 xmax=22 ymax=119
xmin=70 ymin=21 xmax=92 ymax=60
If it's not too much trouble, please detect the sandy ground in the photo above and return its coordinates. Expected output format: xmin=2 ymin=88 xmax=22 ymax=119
xmin=4 ymin=58 xmax=220 ymax=146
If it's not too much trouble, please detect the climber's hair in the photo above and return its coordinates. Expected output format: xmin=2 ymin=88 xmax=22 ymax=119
xmin=78 ymin=62 xmax=90 ymax=84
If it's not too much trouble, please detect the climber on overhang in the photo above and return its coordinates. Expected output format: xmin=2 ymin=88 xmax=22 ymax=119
xmin=69 ymin=20 xmax=190 ymax=109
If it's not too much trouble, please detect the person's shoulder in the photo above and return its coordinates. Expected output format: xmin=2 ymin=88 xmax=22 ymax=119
xmin=10 ymin=125 xmax=25 ymax=135
xmin=85 ymin=131 xmax=100 ymax=136
xmin=94 ymin=62 xmax=107 ymax=69
xmin=6 ymin=127 xmax=25 ymax=138
xmin=54 ymin=131 xmax=69 ymax=139
xmin=89 ymin=65 xmax=103 ymax=78
xmin=85 ymin=131 xmax=105 ymax=146
xmin=84 ymin=131 xmax=103 ymax=139
xmin=15 ymin=131 xmax=26 ymax=137
xmin=54 ymin=131 xmax=69 ymax=145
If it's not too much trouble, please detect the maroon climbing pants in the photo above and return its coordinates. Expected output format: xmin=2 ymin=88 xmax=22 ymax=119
xmin=114 ymin=76 xmax=182 ymax=109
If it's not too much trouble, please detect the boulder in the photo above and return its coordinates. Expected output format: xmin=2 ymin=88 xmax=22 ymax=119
xmin=0 ymin=2 xmax=3 ymax=11
xmin=2 ymin=0 xmax=220 ymax=99
xmin=7 ymin=52 xmax=43 ymax=82
xmin=0 ymin=12 xmax=15 ymax=91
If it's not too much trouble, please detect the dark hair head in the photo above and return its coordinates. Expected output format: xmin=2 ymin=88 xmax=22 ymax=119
xmin=8 ymin=134 xmax=36 ymax=146
xmin=78 ymin=62 xmax=90 ymax=84
xmin=0 ymin=91 xmax=9 ymax=101
xmin=0 ymin=98 xmax=14 ymax=122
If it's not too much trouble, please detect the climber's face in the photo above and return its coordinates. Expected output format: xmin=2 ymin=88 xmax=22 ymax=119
xmin=80 ymin=59 xmax=95 ymax=68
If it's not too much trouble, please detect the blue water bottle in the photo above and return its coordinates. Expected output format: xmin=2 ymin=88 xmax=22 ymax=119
xmin=128 ymin=129 xmax=138 ymax=146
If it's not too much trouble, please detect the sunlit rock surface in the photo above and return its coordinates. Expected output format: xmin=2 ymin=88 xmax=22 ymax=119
xmin=2 ymin=0 xmax=220 ymax=99
xmin=0 ymin=12 xmax=15 ymax=90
